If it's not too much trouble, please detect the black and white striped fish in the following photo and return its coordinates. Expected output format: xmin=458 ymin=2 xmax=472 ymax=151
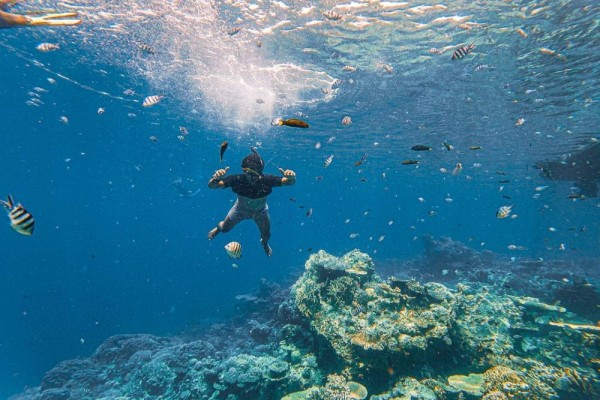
xmin=142 ymin=95 xmax=164 ymax=107
xmin=451 ymin=43 xmax=475 ymax=60
xmin=323 ymin=10 xmax=342 ymax=20
xmin=1 ymin=195 xmax=34 ymax=235
xmin=323 ymin=155 xmax=334 ymax=168
xmin=138 ymin=43 xmax=156 ymax=55
xmin=36 ymin=43 xmax=60 ymax=52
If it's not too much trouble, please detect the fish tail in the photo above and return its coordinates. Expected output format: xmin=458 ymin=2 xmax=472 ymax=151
xmin=0 ymin=195 xmax=13 ymax=210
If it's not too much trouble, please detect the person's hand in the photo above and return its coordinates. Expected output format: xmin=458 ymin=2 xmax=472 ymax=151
xmin=278 ymin=168 xmax=296 ymax=178
xmin=26 ymin=12 xmax=81 ymax=26
xmin=211 ymin=167 xmax=229 ymax=181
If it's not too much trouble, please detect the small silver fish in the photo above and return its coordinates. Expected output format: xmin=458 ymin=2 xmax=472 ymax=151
xmin=428 ymin=47 xmax=442 ymax=55
xmin=474 ymin=64 xmax=491 ymax=72
xmin=323 ymin=155 xmax=334 ymax=168
xmin=452 ymin=162 xmax=463 ymax=175
xmin=341 ymin=116 xmax=352 ymax=126
xmin=224 ymin=241 xmax=242 ymax=259
xmin=36 ymin=43 xmax=60 ymax=52
xmin=1 ymin=195 xmax=34 ymax=235
xmin=142 ymin=95 xmax=163 ymax=108
xmin=496 ymin=205 xmax=513 ymax=218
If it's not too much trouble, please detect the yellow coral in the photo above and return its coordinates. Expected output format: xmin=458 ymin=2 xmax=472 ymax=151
xmin=482 ymin=391 xmax=508 ymax=400
xmin=483 ymin=366 xmax=523 ymax=391
xmin=482 ymin=366 xmax=531 ymax=399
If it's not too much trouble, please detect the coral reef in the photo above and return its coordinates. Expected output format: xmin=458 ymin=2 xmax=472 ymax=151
xmin=10 ymin=280 xmax=322 ymax=400
xmin=10 ymin=249 xmax=599 ymax=400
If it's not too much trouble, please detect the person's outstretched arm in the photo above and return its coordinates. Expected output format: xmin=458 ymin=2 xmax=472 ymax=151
xmin=208 ymin=167 xmax=229 ymax=189
xmin=278 ymin=168 xmax=296 ymax=186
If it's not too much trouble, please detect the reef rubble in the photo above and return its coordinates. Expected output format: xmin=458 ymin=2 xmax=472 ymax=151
xmin=10 ymin=249 xmax=599 ymax=400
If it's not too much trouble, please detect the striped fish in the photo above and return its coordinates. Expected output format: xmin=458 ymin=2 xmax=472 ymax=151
xmin=323 ymin=10 xmax=342 ymax=20
xmin=142 ymin=95 xmax=164 ymax=108
xmin=428 ymin=47 xmax=442 ymax=55
xmin=323 ymin=155 xmax=334 ymax=168
xmin=1 ymin=195 xmax=34 ymax=235
xmin=36 ymin=43 xmax=60 ymax=52
xmin=224 ymin=241 xmax=242 ymax=259
xmin=496 ymin=205 xmax=513 ymax=219
xmin=451 ymin=43 xmax=475 ymax=60
xmin=138 ymin=43 xmax=156 ymax=55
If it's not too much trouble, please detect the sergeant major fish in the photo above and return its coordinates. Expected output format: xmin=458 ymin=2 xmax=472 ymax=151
xmin=138 ymin=43 xmax=156 ymax=54
xmin=451 ymin=43 xmax=475 ymax=60
xmin=323 ymin=10 xmax=342 ymax=20
xmin=36 ymin=43 xmax=60 ymax=52
xmin=496 ymin=205 xmax=513 ymax=218
xmin=1 ymin=195 xmax=34 ymax=235
xmin=323 ymin=155 xmax=334 ymax=168
xmin=142 ymin=95 xmax=164 ymax=107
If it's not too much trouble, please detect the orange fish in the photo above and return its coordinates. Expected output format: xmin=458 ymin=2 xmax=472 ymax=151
xmin=278 ymin=118 xmax=309 ymax=128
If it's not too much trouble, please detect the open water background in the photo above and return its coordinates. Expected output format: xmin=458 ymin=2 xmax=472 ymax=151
xmin=0 ymin=0 xmax=598 ymax=396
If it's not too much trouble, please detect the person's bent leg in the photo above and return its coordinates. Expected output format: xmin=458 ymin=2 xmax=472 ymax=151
xmin=208 ymin=200 xmax=243 ymax=240
xmin=255 ymin=207 xmax=272 ymax=256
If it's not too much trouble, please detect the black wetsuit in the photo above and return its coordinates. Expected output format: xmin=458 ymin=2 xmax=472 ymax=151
xmin=215 ymin=173 xmax=284 ymax=246
xmin=220 ymin=173 xmax=283 ymax=199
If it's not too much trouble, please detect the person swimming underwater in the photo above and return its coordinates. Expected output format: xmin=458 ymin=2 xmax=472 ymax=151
xmin=0 ymin=0 xmax=81 ymax=28
xmin=207 ymin=148 xmax=296 ymax=256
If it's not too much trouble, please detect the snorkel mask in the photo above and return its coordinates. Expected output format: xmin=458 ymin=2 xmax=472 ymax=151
xmin=241 ymin=147 xmax=264 ymax=175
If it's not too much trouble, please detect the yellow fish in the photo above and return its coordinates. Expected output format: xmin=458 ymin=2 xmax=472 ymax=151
xmin=224 ymin=242 xmax=242 ymax=259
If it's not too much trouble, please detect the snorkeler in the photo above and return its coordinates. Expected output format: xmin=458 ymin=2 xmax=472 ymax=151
xmin=0 ymin=0 xmax=81 ymax=28
xmin=207 ymin=148 xmax=296 ymax=257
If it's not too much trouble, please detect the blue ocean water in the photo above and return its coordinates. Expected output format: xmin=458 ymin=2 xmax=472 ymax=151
xmin=0 ymin=0 xmax=598 ymax=397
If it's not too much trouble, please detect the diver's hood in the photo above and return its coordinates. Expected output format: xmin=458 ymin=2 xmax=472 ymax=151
xmin=241 ymin=147 xmax=264 ymax=174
